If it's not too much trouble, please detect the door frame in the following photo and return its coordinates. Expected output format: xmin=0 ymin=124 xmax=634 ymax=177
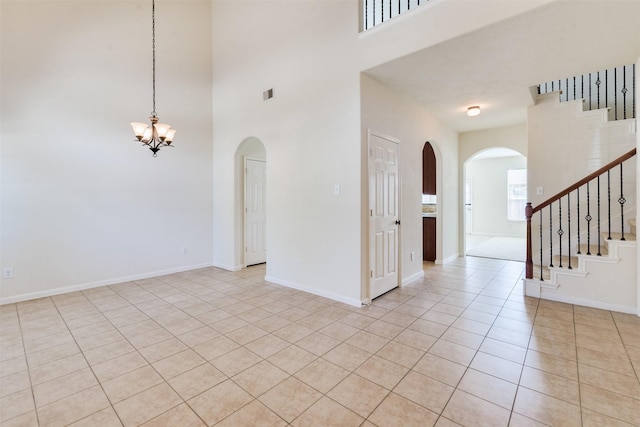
xmin=365 ymin=129 xmax=401 ymax=304
xmin=244 ymin=156 xmax=267 ymax=267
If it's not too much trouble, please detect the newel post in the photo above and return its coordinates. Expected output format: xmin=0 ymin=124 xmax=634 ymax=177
xmin=525 ymin=202 xmax=533 ymax=279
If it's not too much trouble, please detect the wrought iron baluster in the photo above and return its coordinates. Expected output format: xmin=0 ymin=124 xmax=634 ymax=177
xmin=586 ymin=182 xmax=592 ymax=255
xmin=372 ymin=0 xmax=375 ymax=28
xmin=622 ymin=65 xmax=627 ymax=120
xmin=605 ymin=69 xmax=609 ymax=110
xmin=589 ymin=73 xmax=591 ymax=110
xmin=539 ymin=211 xmax=544 ymax=281
xmin=576 ymin=186 xmax=581 ymax=254
xmin=549 ymin=204 xmax=554 ymax=267
xmin=558 ymin=197 xmax=564 ymax=267
xmin=607 ymin=170 xmax=611 ymax=240
xmin=620 ymin=163 xmax=626 ymax=241
xmin=596 ymin=71 xmax=601 ymax=109
xmin=567 ymin=193 xmax=572 ymax=269
xmin=565 ymin=78 xmax=569 ymax=101
xmin=573 ymin=76 xmax=576 ymax=101
xmin=597 ymin=176 xmax=601 ymax=256
xmin=614 ymin=67 xmax=618 ymax=120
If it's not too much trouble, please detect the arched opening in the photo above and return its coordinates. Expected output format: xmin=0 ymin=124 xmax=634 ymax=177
xmin=422 ymin=142 xmax=437 ymax=262
xmin=463 ymin=147 xmax=527 ymax=261
xmin=234 ymin=137 xmax=267 ymax=268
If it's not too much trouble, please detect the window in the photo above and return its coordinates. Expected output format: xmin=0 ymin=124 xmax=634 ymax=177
xmin=507 ymin=169 xmax=527 ymax=221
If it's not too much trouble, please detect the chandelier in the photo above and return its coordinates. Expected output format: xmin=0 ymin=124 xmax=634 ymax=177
xmin=130 ymin=0 xmax=175 ymax=157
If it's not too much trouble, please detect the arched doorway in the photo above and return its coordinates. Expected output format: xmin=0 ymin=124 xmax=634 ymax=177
xmin=464 ymin=148 xmax=527 ymax=261
xmin=422 ymin=142 xmax=437 ymax=262
xmin=235 ymin=137 xmax=267 ymax=267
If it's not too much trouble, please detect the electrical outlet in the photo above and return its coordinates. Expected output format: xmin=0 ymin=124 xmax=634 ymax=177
xmin=334 ymin=184 xmax=340 ymax=195
xmin=181 ymin=246 xmax=188 ymax=255
xmin=410 ymin=251 xmax=415 ymax=261
xmin=536 ymin=187 xmax=544 ymax=196
xmin=3 ymin=267 xmax=14 ymax=279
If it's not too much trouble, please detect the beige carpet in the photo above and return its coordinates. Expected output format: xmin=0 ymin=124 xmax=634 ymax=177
xmin=466 ymin=236 xmax=526 ymax=262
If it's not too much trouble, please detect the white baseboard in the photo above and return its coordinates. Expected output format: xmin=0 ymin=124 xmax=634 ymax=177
xmin=402 ymin=270 xmax=424 ymax=286
xmin=0 ymin=262 xmax=213 ymax=305
xmin=212 ymin=261 xmax=243 ymax=272
xmin=437 ymin=254 xmax=459 ymax=265
xmin=264 ymin=275 xmax=362 ymax=307
xmin=539 ymin=290 xmax=638 ymax=316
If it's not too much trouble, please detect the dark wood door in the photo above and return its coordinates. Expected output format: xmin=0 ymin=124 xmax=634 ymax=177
xmin=423 ymin=217 xmax=436 ymax=261
xmin=423 ymin=142 xmax=436 ymax=195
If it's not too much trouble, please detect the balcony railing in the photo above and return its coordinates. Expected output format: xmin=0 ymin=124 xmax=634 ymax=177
xmin=537 ymin=65 xmax=636 ymax=121
xmin=362 ymin=0 xmax=431 ymax=31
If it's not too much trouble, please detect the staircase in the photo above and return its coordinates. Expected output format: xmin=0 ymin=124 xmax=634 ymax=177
xmin=525 ymin=219 xmax=637 ymax=314
xmin=524 ymin=74 xmax=638 ymax=315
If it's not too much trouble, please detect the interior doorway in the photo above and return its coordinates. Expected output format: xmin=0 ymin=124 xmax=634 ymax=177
xmin=464 ymin=148 xmax=527 ymax=262
xmin=368 ymin=131 xmax=400 ymax=300
xmin=235 ymin=137 xmax=266 ymax=269
xmin=245 ymin=158 xmax=266 ymax=266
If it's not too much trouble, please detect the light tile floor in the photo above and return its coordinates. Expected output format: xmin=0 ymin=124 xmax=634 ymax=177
xmin=1 ymin=257 xmax=639 ymax=426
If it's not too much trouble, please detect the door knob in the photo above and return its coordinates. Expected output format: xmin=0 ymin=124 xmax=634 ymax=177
xmin=395 ymin=220 xmax=401 ymax=225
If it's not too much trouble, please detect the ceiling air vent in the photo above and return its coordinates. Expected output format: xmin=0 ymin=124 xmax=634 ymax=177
xmin=263 ymin=88 xmax=274 ymax=101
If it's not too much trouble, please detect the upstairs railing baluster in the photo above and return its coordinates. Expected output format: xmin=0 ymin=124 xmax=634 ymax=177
xmin=536 ymin=65 xmax=635 ymax=121
xmin=362 ymin=0 xmax=431 ymax=30
xmin=596 ymin=71 xmax=601 ymax=109
xmin=614 ymin=67 xmax=618 ymax=120
xmin=622 ymin=65 xmax=627 ymax=120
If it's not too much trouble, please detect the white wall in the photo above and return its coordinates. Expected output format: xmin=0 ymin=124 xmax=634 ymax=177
xmin=465 ymin=155 xmax=527 ymax=237
xmin=211 ymin=0 xmax=363 ymax=304
xmin=528 ymin=94 xmax=636 ymax=204
xmin=459 ymin=124 xmax=527 ymax=162
xmin=360 ymin=75 xmax=459 ymax=283
xmin=0 ymin=0 xmax=213 ymax=303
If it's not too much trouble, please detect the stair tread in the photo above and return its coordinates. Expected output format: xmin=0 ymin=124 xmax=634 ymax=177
xmin=607 ymin=232 xmax=636 ymax=241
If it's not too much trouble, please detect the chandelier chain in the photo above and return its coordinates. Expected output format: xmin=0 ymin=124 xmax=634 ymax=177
xmin=151 ymin=0 xmax=156 ymax=117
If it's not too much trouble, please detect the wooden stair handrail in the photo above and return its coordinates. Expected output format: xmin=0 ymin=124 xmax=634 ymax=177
xmin=525 ymin=148 xmax=636 ymax=279
xmin=531 ymin=148 xmax=636 ymax=214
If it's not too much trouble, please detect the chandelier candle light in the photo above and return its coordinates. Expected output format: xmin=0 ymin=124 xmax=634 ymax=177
xmin=130 ymin=0 xmax=175 ymax=157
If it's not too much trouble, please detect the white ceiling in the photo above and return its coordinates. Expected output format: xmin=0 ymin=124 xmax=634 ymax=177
xmin=363 ymin=1 xmax=640 ymax=133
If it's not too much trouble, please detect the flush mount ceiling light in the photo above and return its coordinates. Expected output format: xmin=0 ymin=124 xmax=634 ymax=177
xmin=130 ymin=0 xmax=175 ymax=157
xmin=467 ymin=106 xmax=481 ymax=117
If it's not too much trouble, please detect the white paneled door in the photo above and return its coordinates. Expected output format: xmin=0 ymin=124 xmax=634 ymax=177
xmin=245 ymin=158 xmax=266 ymax=266
xmin=369 ymin=132 xmax=400 ymax=300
